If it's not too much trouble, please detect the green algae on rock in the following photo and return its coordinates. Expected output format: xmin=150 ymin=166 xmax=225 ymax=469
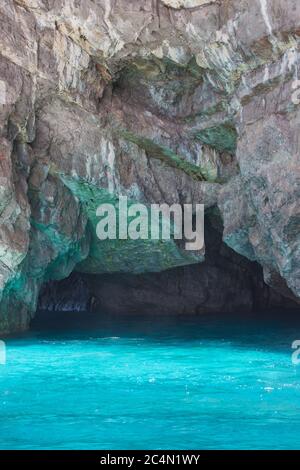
xmin=194 ymin=124 xmax=237 ymax=155
xmin=58 ymin=172 xmax=203 ymax=274
xmin=120 ymin=130 xmax=218 ymax=182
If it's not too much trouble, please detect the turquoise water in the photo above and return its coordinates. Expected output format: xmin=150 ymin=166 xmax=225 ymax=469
xmin=1 ymin=312 xmax=300 ymax=450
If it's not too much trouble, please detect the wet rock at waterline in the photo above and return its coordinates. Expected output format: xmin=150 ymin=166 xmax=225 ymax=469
xmin=1 ymin=0 xmax=300 ymax=333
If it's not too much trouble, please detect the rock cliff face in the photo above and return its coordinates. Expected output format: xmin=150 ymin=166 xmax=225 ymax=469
xmin=0 ymin=0 xmax=300 ymax=333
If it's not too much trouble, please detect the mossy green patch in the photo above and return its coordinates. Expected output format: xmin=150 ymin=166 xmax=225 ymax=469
xmin=120 ymin=130 xmax=219 ymax=182
xmin=194 ymin=124 xmax=237 ymax=155
xmin=55 ymin=173 xmax=202 ymax=274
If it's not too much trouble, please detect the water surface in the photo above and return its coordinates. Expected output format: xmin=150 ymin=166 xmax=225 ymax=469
xmin=0 ymin=312 xmax=300 ymax=449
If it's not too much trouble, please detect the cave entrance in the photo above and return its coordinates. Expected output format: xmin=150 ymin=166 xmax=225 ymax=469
xmin=33 ymin=222 xmax=297 ymax=331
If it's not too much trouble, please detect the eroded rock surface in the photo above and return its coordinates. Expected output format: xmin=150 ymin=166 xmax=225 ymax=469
xmin=1 ymin=0 xmax=300 ymax=333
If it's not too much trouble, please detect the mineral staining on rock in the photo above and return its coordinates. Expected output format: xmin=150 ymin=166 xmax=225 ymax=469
xmin=58 ymin=172 xmax=201 ymax=274
xmin=194 ymin=124 xmax=237 ymax=156
xmin=0 ymin=0 xmax=300 ymax=333
xmin=119 ymin=130 xmax=211 ymax=182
